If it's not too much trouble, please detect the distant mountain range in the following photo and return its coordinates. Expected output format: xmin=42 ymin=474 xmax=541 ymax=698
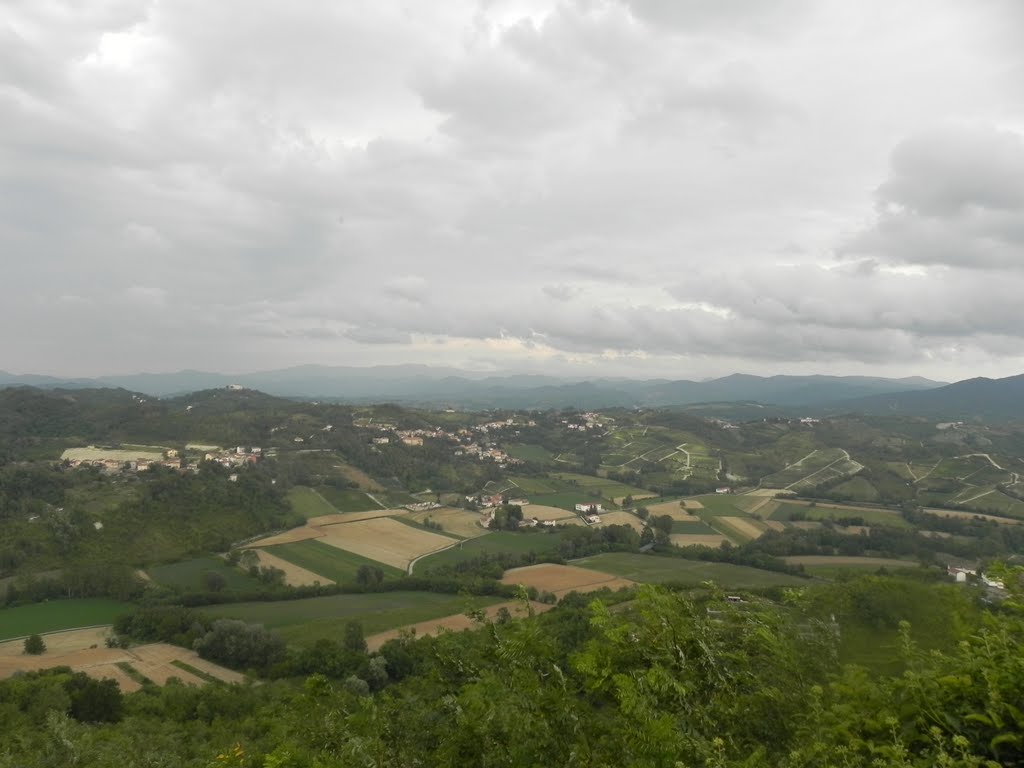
xmin=0 ymin=365 xmax=944 ymax=408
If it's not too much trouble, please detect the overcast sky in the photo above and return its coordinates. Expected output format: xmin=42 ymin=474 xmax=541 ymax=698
xmin=3 ymin=0 xmax=1024 ymax=380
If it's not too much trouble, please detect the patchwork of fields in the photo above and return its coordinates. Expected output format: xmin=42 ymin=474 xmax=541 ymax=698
xmin=0 ymin=628 xmax=242 ymax=691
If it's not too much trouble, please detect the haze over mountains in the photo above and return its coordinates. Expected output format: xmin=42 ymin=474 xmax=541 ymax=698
xmin=0 ymin=365 xmax=946 ymax=409
xmin=3 ymin=365 xmax=1020 ymax=420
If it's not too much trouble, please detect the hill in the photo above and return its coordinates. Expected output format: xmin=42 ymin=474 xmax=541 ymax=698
xmin=841 ymin=373 xmax=1024 ymax=422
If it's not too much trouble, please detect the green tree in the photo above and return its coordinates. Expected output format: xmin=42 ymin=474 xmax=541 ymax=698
xmin=23 ymin=634 xmax=45 ymax=655
xmin=343 ymin=621 xmax=367 ymax=654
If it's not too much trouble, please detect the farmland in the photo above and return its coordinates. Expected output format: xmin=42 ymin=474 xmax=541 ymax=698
xmin=414 ymin=531 xmax=567 ymax=572
xmin=148 ymin=557 xmax=263 ymax=591
xmin=0 ymin=599 xmax=134 ymax=641
xmin=264 ymin=539 xmax=403 ymax=583
xmin=500 ymin=563 xmax=636 ymax=596
xmin=366 ymin=600 xmax=554 ymax=651
xmin=760 ymin=448 xmax=863 ymax=490
xmin=315 ymin=486 xmax=385 ymax=512
xmin=61 ymin=444 xmax=168 ymax=463
xmin=781 ymin=555 xmax=921 ymax=577
xmin=768 ymin=501 xmax=913 ymax=529
xmin=201 ymin=592 xmax=501 ymax=647
xmin=0 ymin=635 xmax=244 ymax=690
xmin=572 ymin=553 xmax=809 ymax=587
xmin=287 ymin=486 xmax=339 ymax=519
xmin=407 ymin=506 xmax=489 ymax=538
xmin=316 ymin=517 xmax=458 ymax=571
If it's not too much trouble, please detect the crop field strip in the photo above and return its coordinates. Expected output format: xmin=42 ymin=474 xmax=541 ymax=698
xmin=572 ymin=552 xmax=809 ymax=587
xmin=266 ymin=539 xmax=404 ymax=583
xmin=199 ymin=592 xmax=502 ymax=647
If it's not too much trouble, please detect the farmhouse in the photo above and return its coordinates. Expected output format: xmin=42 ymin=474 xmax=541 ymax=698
xmin=575 ymin=503 xmax=603 ymax=513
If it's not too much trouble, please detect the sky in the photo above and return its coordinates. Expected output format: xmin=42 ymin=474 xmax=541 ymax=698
xmin=3 ymin=0 xmax=1024 ymax=381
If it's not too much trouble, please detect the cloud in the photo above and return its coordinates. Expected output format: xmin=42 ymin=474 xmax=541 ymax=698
xmin=845 ymin=125 xmax=1024 ymax=269
xmin=2 ymin=0 xmax=1024 ymax=380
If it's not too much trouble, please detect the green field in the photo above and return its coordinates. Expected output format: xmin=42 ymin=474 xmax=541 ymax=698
xmin=314 ymin=486 xmax=383 ymax=513
xmin=287 ymin=486 xmax=339 ymax=519
xmin=0 ymin=598 xmax=134 ymax=641
xmin=413 ymin=531 xmax=566 ymax=573
xmin=505 ymin=444 xmax=554 ymax=462
xmin=266 ymin=540 xmax=404 ymax=583
xmin=769 ymin=502 xmax=912 ymax=529
xmin=148 ymin=557 xmax=262 ymax=591
xmin=508 ymin=476 xmax=561 ymax=494
xmin=199 ymin=592 xmax=500 ymax=647
xmin=689 ymin=494 xmax=755 ymax=517
xmin=551 ymin=472 xmax=650 ymax=500
xmin=573 ymin=553 xmax=808 ymax=588
xmin=671 ymin=519 xmax=718 ymax=534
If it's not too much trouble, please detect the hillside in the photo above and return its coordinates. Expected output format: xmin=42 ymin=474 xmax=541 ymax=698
xmin=842 ymin=373 xmax=1024 ymax=422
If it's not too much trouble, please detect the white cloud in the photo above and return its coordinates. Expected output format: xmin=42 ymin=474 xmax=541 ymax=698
xmin=2 ymin=0 xmax=1024 ymax=379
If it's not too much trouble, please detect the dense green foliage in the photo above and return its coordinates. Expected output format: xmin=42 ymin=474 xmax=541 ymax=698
xmin=1 ymin=576 xmax=1021 ymax=767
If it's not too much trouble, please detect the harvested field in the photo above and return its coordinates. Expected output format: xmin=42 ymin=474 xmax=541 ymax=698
xmin=762 ymin=520 xmax=787 ymax=532
xmin=790 ymin=521 xmax=824 ymax=530
xmin=594 ymin=511 xmax=646 ymax=532
xmin=836 ymin=525 xmax=870 ymax=536
xmin=365 ymin=600 xmax=554 ymax=651
xmin=525 ymin=504 xmax=580 ymax=522
xmin=643 ymin=501 xmax=690 ymax=517
xmin=614 ymin=493 xmax=657 ymax=506
xmin=306 ymin=508 xmax=408 ymax=526
xmin=501 ymin=563 xmax=636 ymax=597
xmin=247 ymin=526 xmax=324 ymax=547
xmin=408 ymin=507 xmax=489 ymax=539
xmin=318 ymin=517 xmax=456 ymax=571
xmin=643 ymin=501 xmax=703 ymax=521
xmin=0 ymin=632 xmax=241 ymax=690
xmin=0 ymin=627 xmax=109 ymax=656
xmin=670 ymin=533 xmax=728 ymax=547
xmin=245 ymin=548 xmax=334 ymax=586
xmin=680 ymin=499 xmax=704 ymax=509
xmin=920 ymin=530 xmax=953 ymax=539
xmin=718 ymin=516 xmax=767 ymax=540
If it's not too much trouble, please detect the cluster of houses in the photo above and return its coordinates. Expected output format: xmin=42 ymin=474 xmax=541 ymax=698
xmin=202 ymin=446 xmax=265 ymax=468
xmin=361 ymin=415 xmax=534 ymax=468
xmin=560 ymin=412 xmax=605 ymax=432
